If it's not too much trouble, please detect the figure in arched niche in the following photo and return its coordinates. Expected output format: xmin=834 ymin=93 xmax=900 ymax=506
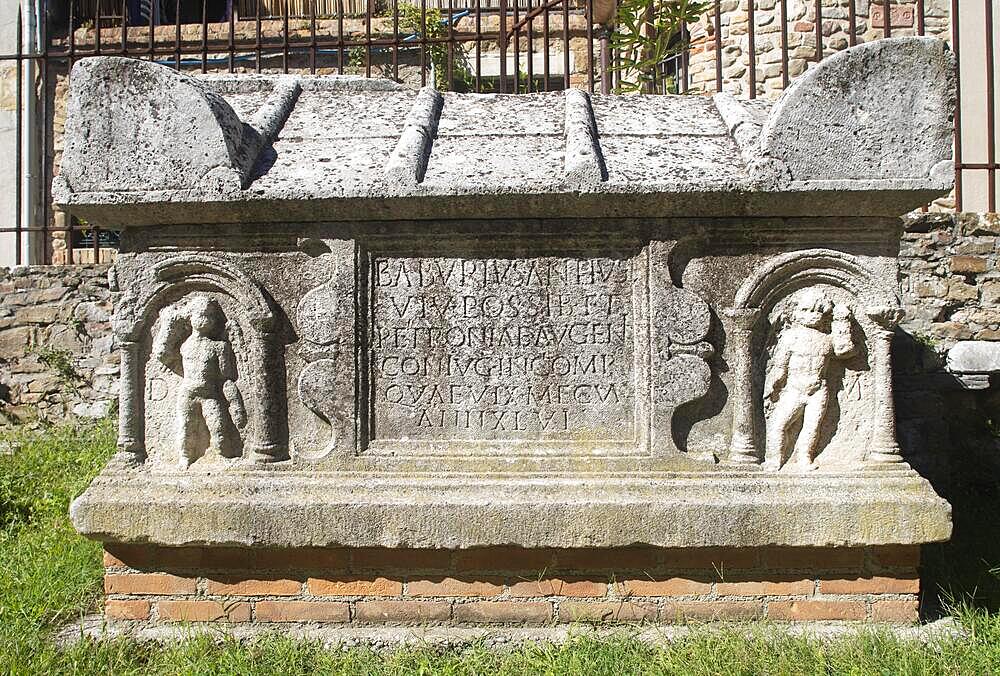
xmin=153 ymin=294 xmax=247 ymax=467
xmin=762 ymin=288 xmax=856 ymax=471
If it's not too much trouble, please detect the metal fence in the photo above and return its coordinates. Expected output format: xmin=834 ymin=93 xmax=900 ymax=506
xmin=0 ymin=1 xmax=991 ymax=265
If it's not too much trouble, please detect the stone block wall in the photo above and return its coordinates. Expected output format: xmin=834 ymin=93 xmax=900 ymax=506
xmin=102 ymin=544 xmax=921 ymax=625
xmin=900 ymin=213 xmax=1000 ymax=346
xmin=0 ymin=265 xmax=116 ymax=426
xmin=686 ymin=0 xmax=950 ymax=99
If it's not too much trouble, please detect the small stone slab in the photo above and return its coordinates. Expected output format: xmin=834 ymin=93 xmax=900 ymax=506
xmin=947 ymin=340 xmax=1000 ymax=374
xmin=71 ymin=467 xmax=951 ymax=549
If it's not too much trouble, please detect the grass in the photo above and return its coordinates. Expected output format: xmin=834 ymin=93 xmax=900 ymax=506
xmin=2 ymin=419 xmax=1000 ymax=674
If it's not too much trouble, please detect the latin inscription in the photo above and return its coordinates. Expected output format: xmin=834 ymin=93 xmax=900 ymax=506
xmin=370 ymin=256 xmax=636 ymax=443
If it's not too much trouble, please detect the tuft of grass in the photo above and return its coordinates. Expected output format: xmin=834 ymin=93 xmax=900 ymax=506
xmin=2 ymin=419 xmax=1000 ymax=674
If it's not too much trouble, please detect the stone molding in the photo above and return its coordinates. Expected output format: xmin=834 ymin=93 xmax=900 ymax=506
xmin=72 ymin=469 xmax=950 ymax=548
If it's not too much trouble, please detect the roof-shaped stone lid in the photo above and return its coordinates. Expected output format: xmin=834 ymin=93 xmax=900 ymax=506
xmin=54 ymin=37 xmax=954 ymax=225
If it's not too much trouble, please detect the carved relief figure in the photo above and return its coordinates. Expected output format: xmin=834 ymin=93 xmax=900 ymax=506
xmin=762 ymin=288 xmax=856 ymax=471
xmin=153 ymin=295 xmax=247 ymax=466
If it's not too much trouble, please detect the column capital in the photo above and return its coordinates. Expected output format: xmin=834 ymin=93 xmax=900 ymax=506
xmin=864 ymin=305 xmax=904 ymax=332
xmin=724 ymin=307 xmax=761 ymax=330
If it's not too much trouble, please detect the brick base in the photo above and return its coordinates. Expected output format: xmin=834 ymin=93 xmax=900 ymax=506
xmin=102 ymin=545 xmax=921 ymax=625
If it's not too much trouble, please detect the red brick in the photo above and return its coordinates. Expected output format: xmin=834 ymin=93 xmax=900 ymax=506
xmin=352 ymin=548 xmax=452 ymax=572
xmin=662 ymin=601 xmax=763 ymax=622
xmin=308 ymin=577 xmax=402 ymax=596
xmin=767 ymin=600 xmax=866 ymax=621
xmin=557 ymin=548 xmax=662 ymax=572
xmin=716 ymin=578 xmax=815 ymax=596
xmin=509 ymin=578 xmax=607 ymax=598
xmin=761 ymin=547 xmax=864 ymax=571
xmin=819 ymin=575 xmax=919 ymax=595
xmin=871 ymin=599 xmax=919 ymax=623
xmin=871 ymin=546 xmax=920 ymax=569
xmin=153 ymin=547 xmax=203 ymax=570
xmin=660 ymin=547 xmax=759 ymax=571
xmin=103 ymin=550 xmax=126 ymax=568
xmin=255 ymin=548 xmax=350 ymax=571
xmin=559 ymin=601 xmax=658 ymax=623
xmin=454 ymin=601 xmax=552 ymax=624
xmin=407 ymin=577 xmax=503 ymax=597
xmin=620 ymin=577 xmax=712 ymax=597
xmin=454 ymin=548 xmax=558 ymax=572
xmin=103 ymin=545 xmax=154 ymax=569
xmin=205 ymin=577 xmax=302 ymax=596
xmin=158 ymin=600 xmax=252 ymax=623
xmin=104 ymin=573 xmax=197 ymax=596
xmin=355 ymin=600 xmax=451 ymax=623
xmin=255 ymin=601 xmax=350 ymax=623
xmin=105 ymin=599 xmax=151 ymax=621
xmin=200 ymin=547 xmax=253 ymax=570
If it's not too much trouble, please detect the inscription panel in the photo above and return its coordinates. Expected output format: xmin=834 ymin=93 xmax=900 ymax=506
xmin=368 ymin=247 xmax=645 ymax=454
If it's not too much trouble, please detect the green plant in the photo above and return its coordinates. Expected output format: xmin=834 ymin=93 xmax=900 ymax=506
xmin=398 ymin=3 xmax=472 ymax=91
xmin=610 ymin=0 xmax=707 ymax=94
xmin=31 ymin=347 xmax=83 ymax=393
xmin=911 ymin=331 xmax=940 ymax=351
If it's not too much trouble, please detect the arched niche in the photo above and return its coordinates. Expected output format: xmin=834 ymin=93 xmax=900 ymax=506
xmin=725 ymin=249 xmax=903 ymax=469
xmin=114 ymin=255 xmax=288 ymax=465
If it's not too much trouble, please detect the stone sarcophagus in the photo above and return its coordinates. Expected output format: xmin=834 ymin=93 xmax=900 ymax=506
xmin=61 ymin=39 xmax=953 ymax=627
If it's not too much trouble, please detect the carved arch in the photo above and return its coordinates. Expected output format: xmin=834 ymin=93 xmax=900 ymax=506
xmin=733 ymin=249 xmax=897 ymax=311
xmin=114 ymin=255 xmax=288 ymax=464
xmin=117 ymin=254 xmax=276 ymax=341
xmin=726 ymin=249 xmax=903 ymax=467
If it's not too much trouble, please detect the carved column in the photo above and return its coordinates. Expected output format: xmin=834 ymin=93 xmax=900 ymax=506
xmin=864 ymin=306 xmax=905 ymax=464
xmin=117 ymin=340 xmax=145 ymax=460
xmin=725 ymin=308 xmax=761 ymax=464
xmin=246 ymin=330 xmax=289 ymax=464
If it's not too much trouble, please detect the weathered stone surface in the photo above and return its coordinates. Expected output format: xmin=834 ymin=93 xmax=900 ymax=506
xmin=62 ymin=42 xmax=953 ymax=551
xmin=54 ymin=40 xmax=952 ymax=226
xmin=757 ymin=38 xmax=955 ymax=189
xmin=71 ymin=469 xmax=950 ymax=548
xmin=946 ymin=341 xmax=1000 ymax=374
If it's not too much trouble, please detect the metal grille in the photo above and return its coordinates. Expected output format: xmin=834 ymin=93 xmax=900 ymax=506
xmin=0 ymin=1 xmax=991 ymax=265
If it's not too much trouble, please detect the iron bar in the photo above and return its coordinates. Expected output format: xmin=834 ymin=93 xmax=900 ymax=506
xmin=41 ymin=0 xmax=50 ymax=263
xmin=202 ymin=0 xmax=209 ymax=72
xmin=952 ymin=0 xmax=963 ymax=209
xmin=232 ymin=0 xmax=239 ymax=71
xmin=283 ymin=0 xmax=290 ymax=73
xmin=542 ymin=0 xmax=550 ymax=92
xmin=527 ymin=0 xmax=535 ymax=93
xmin=586 ymin=0 xmax=594 ymax=92
xmin=986 ymin=0 xmax=996 ymax=210
xmin=848 ymin=0 xmax=856 ymax=46
xmin=499 ymin=0 xmax=507 ymax=92
xmin=561 ymin=0 xmax=568 ymax=90
xmin=392 ymin=0 xmax=399 ymax=81
xmin=780 ymin=0 xmax=788 ymax=88
xmin=14 ymin=5 xmax=22 ymax=265
xmin=748 ymin=0 xmax=756 ymax=98
xmin=814 ymin=0 xmax=822 ymax=61
xmin=421 ymin=0 xmax=428 ymax=87
xmin=513 ymin=0 xmax=520 ymax=92
xmin=474 ymin=0 xmax=481 ymax=91
xmin=714 ymin=0 xmax=722 ymax=92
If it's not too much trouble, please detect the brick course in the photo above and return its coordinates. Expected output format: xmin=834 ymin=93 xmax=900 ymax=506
xmin=101 ymin=545 xmax=923 ymax=626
